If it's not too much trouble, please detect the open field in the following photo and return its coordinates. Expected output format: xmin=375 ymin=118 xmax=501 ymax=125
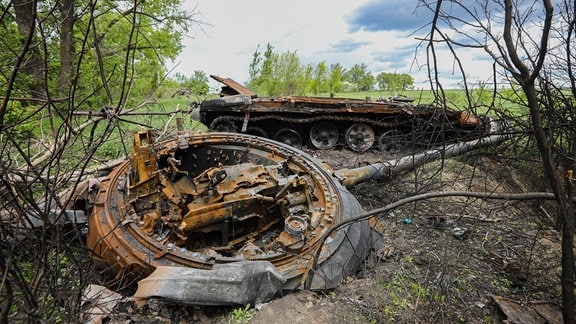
xmin=10 ymin=85 xmax=522 ymax=169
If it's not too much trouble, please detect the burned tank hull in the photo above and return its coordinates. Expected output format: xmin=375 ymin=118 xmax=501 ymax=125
xmin=87 ymin=130 xmax=377 ymax=302
xmin=193 ymin=75 xmax=486 ymax=152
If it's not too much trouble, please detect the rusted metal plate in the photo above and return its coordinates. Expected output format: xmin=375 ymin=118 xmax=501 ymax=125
xmin=85 ymin=116 xmax=505 ymax=304
xmin=211 ymin=74 xmax=256 ymax=97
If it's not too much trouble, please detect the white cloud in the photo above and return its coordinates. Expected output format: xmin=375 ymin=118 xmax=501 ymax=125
xmin=169 ymin=0 xmax=496 ymax=90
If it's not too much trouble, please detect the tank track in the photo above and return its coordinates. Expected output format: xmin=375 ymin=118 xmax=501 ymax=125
xmin=207 ymin=113 xmax=466 ymax=153
xmin=209 ymin=114 xmax=403 ymax=130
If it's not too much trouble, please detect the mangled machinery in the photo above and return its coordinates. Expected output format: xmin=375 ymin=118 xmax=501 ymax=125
xmin=86 ymin=74 xmax=507 ymax=304
xmin=87 ymin=126 xmax=379 ymax=304
xmin=86 ymin=115 xmax=506 ymax=305
xmin=191 ymin=75 xmax=486 ymax=152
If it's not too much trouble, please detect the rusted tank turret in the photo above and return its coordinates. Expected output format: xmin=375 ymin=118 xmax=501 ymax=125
xmin=192 ymin=75 xmax=486 ymax=152
xmin=87 ymin=127 xmax=379 ymax=305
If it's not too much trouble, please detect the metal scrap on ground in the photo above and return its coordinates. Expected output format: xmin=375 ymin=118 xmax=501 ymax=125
xmin=82 ymin=114 xmax=506 ymax=305
xmin=22 ymin=78 xmax=509 ymax=306
xmin=87 ymin=129 xmax=378 ymax=305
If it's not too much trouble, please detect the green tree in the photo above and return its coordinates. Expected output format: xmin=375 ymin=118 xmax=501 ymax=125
xmin=248 ymin=44 xmax=263 ymax=82
xmin=174 ymin=71 xmax=209 ymax=95
xmin=300 ymin=64 xmax=315 ymax=95
xmin=343 ymin=63 xmax=374 ymax=91
xmin=376 ymin=72 xmax=414 ymax=91
xmin=328 ymin=63 xmax=345 ymax=95
xmin=248 ymin=44 xmax=302 ymax=96
xmin=248 ymin=43 xmax=276 ymax=95
xmin=276 ymin=50 xmax=302 ymax=95
xmin=311 ymin=61 xmax=328 ymax=95
xmin=4 ymin=0 xmax=193 ymax=114
xmin=82 ymin=0 xmax=191 ymax=108
xmin=248 ymin=45 xmax=376 ymax=95
xmin=0 ymin=1 xmax=200 ymax=321
xmin=360 ymin=72 xmax=375 ymax=91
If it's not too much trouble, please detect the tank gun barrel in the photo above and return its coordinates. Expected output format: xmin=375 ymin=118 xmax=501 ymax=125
xmin=334 ymin=122 xmax=509 ymax=188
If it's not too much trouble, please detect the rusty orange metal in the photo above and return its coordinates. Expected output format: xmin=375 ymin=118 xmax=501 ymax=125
xmin=210 ymin=74 xmax=256 ymax=98
xmin=87 ymin=129 xmax=373 ymax=290
xmin=85 ymin=113 xmax=506 ymax=304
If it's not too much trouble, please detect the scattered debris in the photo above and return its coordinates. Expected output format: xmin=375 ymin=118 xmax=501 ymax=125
xmin=81 ymin=284 xmax=123 ymax=324
xmin=375 ymin=246 xmax=396 ymax=261
xmin=73 ymin=92 xmax=506 ymax=306
xmin=452 ymin=227 xmax=470 ymax=240
xmin=491 ymin=295 xmax=562 ymax=324
xmin=428 ymin=216 xmax=454 ymax=230
xmin=12 ymin=176 xmax=102 ymax=228
xmin=87 ymin=129 xmax=379 ymax=305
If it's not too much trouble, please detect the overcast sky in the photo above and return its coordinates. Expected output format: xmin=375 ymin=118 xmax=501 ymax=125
xmin=168 ymin=0 xmax=496 ymax=90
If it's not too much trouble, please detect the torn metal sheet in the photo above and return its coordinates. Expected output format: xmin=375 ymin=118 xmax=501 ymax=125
xmin=86 ymin=117 xmax=503 ymax=305
xmin=134 ymin=261 xmax=286 ymax=306
xmin=210 ymin=74 xmax=256 ymax=97
xmin=15 ymin=176 xmax=102 ymax=228
xmin=21 ymin=209 xmax=86 ymax=228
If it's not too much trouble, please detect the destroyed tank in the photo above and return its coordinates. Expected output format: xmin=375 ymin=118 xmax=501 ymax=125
xmin=191 ymin=75 xmax=486 ymax=153
xmin=87 ymin=125 xmax=381 ymax=305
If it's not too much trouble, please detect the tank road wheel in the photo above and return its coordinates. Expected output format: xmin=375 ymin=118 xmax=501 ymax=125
xmin=378 ymin=130 xmax=406 ymax=154
xmin=274 ymin=128 xmax=303 ymax=148
xmin=246 ymin=126 xmax=269 ymax=138
xmin=345 ymin=124 xmax=375 ymax=152
xmin=310 ymin=122 xmax=339 ymax=149
xmin=213 ymin=120 xmax=237 ymax=133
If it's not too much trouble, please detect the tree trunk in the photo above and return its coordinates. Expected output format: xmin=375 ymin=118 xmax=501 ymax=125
xmin=524 ymin=83 xmax=575 ymax=323
xmin=500 ymin=0 xmax=574 ymax=319
xmin=58 ymin=0 xmax=75 ymax=95
xmin=13 ymin=0 xmax=45 ymax=98
xmin=561 ymin=200 xmax=576 ymax=323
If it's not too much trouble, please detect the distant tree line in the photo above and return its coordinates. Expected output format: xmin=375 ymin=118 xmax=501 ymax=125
xmin=376 ymin=72 xmax=414 ymax=92
xmin=243 ymin=44 xmax=414 ymax=96
xmin=169 ymin=44 xmax=415 ymax=97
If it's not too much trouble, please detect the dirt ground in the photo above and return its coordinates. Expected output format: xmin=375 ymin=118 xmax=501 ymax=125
xmin=98 ymin=145 xmax=564 ymax=323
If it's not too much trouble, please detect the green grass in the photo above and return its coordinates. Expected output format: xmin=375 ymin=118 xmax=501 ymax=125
xmin=300 ymin=88 xmax=525 ymax=117
xmin=331 ymin=89 xmax=437 ymax=103
xmin=7 ymin=86 xmax=523 ymax=170
xmin=6 ymin=95 xmax=206 ymax=168
xmin=228 ymin=304 xmax=256 ymax=324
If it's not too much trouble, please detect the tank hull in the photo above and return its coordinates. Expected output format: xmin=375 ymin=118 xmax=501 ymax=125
xmin=194 ymin=76 xmax=486 ymax=152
